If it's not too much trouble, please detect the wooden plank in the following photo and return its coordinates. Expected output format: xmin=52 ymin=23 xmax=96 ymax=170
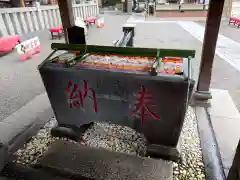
xmin=73 ymin=7 xmax=77 ymax=20
xmin=48 ymin=10 xmax=54 ymax=28
xmin=96 ymin=1 xmax=99 ymax=13
xmin=19 ymin=12 xmax=28 ymax=34
xmin=86 ymin=6 xmax=89 ymax=17
xmin=76 ymin=7 xmax=80 ymax=18
xmin=32 ymin=11 xmax=40 ymax=31
xmin=56 ymin=10 xmax=62 ymax=26
xmin=37 ymin=10 xmax=45 ymax=30
xmin=0 ymin=13 xmax=8 ymax=36
xmin=52 ymin=9 xmax=58 ymax=27
xmin=83 ymin=5 xmax=87 ymax=19
xmin=80 ymin=6 xmax=84 ymax=19
xmin=12 ymin=13 xmax=22 ymax=35
xmin=43 ymin=10 xmax=50 ymax=28
xmin=96 ymin=6 xmax=98 ymax=15
xmin=4 ymin=13 xmax=15 ymax=35
xmin=92 ymin=6 xmax=94 ymax=16
xmin=89 ymin=6 xmax=92 ymax=16
xmin=26 ymin=11 xmax=34 ymax=32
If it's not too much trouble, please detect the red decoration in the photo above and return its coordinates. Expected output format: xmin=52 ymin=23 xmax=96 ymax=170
xmin=65 ymin=80 xmax=98 ymax=113
xmin=132 ymin=85 xmax=160 ymax=124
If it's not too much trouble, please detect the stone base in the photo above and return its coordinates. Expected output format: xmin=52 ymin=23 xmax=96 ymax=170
xmin=190 ymin=90 xmax=212 ymax=107
xmin=146 ymin=144 xmax=181 ymax=162
xmin=35 ymin=140 xmax=173 ymax=180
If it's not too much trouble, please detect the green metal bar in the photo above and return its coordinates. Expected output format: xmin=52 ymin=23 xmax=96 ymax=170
xmin=51 ymin=43 xmax=196 ymax=59
xmin=38 ymin=49 xmax=57 ymax=69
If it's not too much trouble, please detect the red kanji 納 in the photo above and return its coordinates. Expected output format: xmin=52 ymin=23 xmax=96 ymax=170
xmin=65 ymin=80 xmax=98 ymax=112
xmin=132 ymin=85 xmax=160 ymax=124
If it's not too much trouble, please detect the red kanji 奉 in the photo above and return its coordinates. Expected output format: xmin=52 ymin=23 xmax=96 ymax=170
xmin=132 ymin=85 xmax=160 ymax=125
xmin=65 ymin=80 xmax=98 ymax=113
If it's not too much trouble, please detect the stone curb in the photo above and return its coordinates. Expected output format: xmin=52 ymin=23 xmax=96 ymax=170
xmin=195 ymin=107 xmax=226 ymax=180
xmin=0 ymin=93 xmax=54 ymax=171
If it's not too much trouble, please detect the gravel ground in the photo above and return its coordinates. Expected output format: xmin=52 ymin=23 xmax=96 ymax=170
xmin=13 ymin=119 xmax=147 ymax=164
xmin=13 ymin=107 xmax=206 ymax=179
xmin=173 ymin=107 xmax=206 ymax=180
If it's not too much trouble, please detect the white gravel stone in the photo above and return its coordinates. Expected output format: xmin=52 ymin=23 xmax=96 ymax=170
xmin=81 ymin=122 xmax=147 ymax=155
xmin=13 ymin=118 xmax=147 ymax=165
xmin=13 ymin=107 xmax=206 ymax=180
xmin=173 ymin=107 xmax=206 ymax=180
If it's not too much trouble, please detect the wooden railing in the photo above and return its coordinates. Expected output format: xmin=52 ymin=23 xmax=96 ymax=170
xmin=0 ymin=3 xmax=99 ymax=37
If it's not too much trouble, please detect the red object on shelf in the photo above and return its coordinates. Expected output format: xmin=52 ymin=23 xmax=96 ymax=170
xmin=0 ymin=35 xmax=21 ymax=53
xmin=72 ymin=52 xmax=80 ymax=54
xmin=229 ymin=16 xmax=240 ymax=25
xmin=85 ymin=17 xmax=96 ymax=24
xmin=50 ymin=26 xmax=63 ymax=32
xmin=49 ymin=26 xmax=63 ymax=39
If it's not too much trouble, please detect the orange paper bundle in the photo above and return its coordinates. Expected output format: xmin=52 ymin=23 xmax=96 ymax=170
xmin=96 ymin=17 xmax=104 ymax=28
xmin=162 ymin=57 xmax=183 ymax=63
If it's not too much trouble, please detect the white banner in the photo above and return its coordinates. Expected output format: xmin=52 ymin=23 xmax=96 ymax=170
xmin=16 ymin=37 xmax=40 ymax=55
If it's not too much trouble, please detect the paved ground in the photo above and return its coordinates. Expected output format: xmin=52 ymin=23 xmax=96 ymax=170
xmin=198 ymin=20 xmax=240 ymax=45
xmin=195 ymin=21 xmax=240 ymax=111
xmin=156 ymin=10 xmax=208 ymax=18
xmin=1 ymin=13 xmax=240 ymax=122
xmin=0 ymin=14 xmax=128 ymax=122
xmin=0 ymin=31 xmax=56 ymax=121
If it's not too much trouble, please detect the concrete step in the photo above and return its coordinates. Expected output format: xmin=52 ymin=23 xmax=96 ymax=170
xmin=2 ymin=162 xmax=71 ymax=180
xmin=0 ymin=93 xmax=54 ymax=171
xmin=35 ymin=140 xmax=173 ymax=180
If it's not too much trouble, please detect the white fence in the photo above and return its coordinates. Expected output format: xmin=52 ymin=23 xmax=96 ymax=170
xmin=0 ymin=3 xmax=99 ymax=37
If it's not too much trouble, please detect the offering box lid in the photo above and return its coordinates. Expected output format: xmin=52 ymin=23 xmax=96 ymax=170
xmin=49 ymin=43 xmax=195 ymax=58
xmin=39 ymin=43 xmax=195 ymax=80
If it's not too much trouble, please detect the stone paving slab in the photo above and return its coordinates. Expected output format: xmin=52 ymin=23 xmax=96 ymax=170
xmin=177 ymin=21 xmax=240 ymax=111
xmin=36 ymin=140 xmax=172 ymax=180
xmin=208 ymin=89 xmax=240 ymax=177
xmin=195 ymin=106 xmax=225 ymax=180
xmin=198 ymin=21 xmax=240 ymax=45
xmin=178 ymin=21 xmax=240 ymax=72
xmin=209 ymin=89 xmax=240 ymax=119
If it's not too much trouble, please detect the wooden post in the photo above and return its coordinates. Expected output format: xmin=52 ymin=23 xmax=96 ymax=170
xmin=20 ymin=0 xmax=25 ymax=7
xmin=193 ymin=0 xmax=225 ymax=102
xmin=57 ymin=0 xmax=75 ymax=43
xmin=223 ymin=0 xmax=233 ymax=19
xmin=227 ymin=139 xmax=240 ymax=180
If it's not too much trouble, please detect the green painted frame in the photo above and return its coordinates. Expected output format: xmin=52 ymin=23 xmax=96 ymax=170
xmin=50 ymin=43 xmax=196 ymax=59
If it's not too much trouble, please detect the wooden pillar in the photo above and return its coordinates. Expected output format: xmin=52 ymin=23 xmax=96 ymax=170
xmin=58 ymin=0 xmax=75 ymax=43
xmin=223 ymin=0 xmax=233 ymax=19
xmin=20 ymin=0 xmax=25 ymax=7
xmin=227 ymin=139 xmax=240 ymax=180
xmin=193 ymin=0 xmax=225 ymax=102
